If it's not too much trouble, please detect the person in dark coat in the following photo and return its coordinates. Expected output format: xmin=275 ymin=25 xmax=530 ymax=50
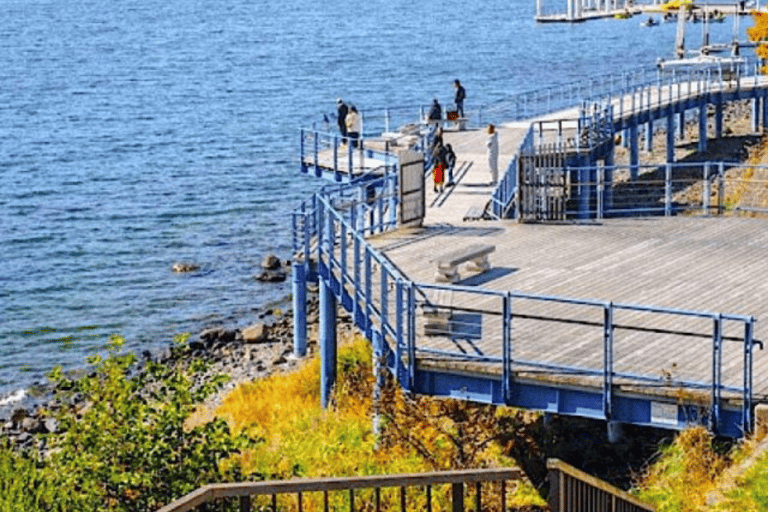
xmin=336 ymin=98 xmax=348 ymax=137
xmin=454 ymin=79 xmax=466 ymax=118
xmin=427 ymin=98 xmax=442 ymax=126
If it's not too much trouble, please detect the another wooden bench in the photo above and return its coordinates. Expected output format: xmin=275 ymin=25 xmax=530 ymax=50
xmin=435 ymin=244 xmax=495 ymax=283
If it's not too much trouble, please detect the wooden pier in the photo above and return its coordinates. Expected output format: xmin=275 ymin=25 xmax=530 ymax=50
xmin=295 ymin=63 xmax=768 ymax=436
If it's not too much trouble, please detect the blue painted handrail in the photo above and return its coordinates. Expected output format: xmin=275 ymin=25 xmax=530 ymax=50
xmin=296 ymin=174 xmax=759 ymax=435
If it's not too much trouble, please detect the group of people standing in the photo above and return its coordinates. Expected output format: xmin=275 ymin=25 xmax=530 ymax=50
xmin=335 ymin=98 xmax=361 ymax=148
xmin=333 ymin=78 xmax=498 ymax=191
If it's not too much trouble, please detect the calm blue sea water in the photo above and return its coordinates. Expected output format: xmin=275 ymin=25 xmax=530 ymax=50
xmin=0 ymin=0 xmax=749 ymax=397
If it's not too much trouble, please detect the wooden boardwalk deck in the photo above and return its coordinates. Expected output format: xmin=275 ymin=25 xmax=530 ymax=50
xmin=366 ymin=215 xmax=768 ymax=403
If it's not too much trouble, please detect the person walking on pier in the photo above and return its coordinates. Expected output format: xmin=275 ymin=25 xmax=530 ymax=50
xmin=454 ymin=79 xmax=466 ymax=118
xmin=345 ymin=105 xmax=362 ymax=148
xmin=336 ymin=98 xmax=348 ymax=138
xmin=486 ymin=124 xmax=499 ymax=185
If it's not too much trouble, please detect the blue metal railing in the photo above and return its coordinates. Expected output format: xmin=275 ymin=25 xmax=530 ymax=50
xmin=295 ymin=175 xmax=760 ymax=435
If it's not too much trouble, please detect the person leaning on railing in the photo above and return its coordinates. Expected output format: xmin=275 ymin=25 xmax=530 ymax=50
xmin=346 ymin=106 xmax=362 ymax=148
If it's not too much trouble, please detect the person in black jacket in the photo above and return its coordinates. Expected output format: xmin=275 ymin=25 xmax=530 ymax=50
xmin=427 ymin=98 xmax=442 ymax=126
xmin=336 ymin=98 xmax=348 ymax=137
xmin=454 ymin=79 xmax=466 ymax=118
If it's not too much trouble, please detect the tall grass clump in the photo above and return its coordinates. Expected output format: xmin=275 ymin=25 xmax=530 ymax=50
xmin=635 ymin=426 xmax=729 ymax=511
xmin=215 ymin=335 xmax=545 ymax=511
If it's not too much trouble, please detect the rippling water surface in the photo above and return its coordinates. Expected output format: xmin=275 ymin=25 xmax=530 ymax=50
xmin=0 ymin=0 xmax=749 ymax=395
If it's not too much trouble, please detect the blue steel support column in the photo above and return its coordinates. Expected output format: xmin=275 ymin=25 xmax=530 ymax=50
xmin=629 ymin=122 xmax=639 ymax=181
xmin=578 ymin=161 xmax=591 ymax=219
xmin=666 ymin=112 xmax=675 ymax=164
xmin=710 ymin=314 xmax=723 ymax=434
xmin=714 ymin=95 xmax=723 ymax=140
xmin=292 ymin=262 xmax=307 ymax=357
xmin=319 ymin=276 xmax=337 ymax=409
xmin=752 ymin=97 xmax=760 ymax=133
xmin=698 ymin=103 xmax=708 ymax=153
xmin=763 ymin=90 xmax=768 ymax=131
xmin=744 ymin=318 xmax=755 ymax=434
xmin=678 ymin=110 xmax=685 ymax=140
xmin=603 ymin=302 xmax=614 ymax=421
xmin=644 ymin=119 xmax=653 ymax=152
xmin=502 ymin=293 xmax=512 ymax=405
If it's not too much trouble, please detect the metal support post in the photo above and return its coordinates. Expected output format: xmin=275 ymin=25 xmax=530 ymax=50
xmin=710 ymin=314 xmax=723 ymax=434
xmin=703 ymin=162 xmax=711 ymax=216
xmin=644 ymin=119 xmax=653 ymax=152
xmin=666 ymin=112 xmax=675 ymax=164
xmin=603 ymin=302 xmax=614 ymax=421
xmin=629 ymin=122 xmax=639 ymax=181
xmin=665 ymin=163 xmax=672 ymax=216
xmin=319 ymin=277 xmax=337 ymax=409
xmin=714 ymin=96 xmax=723 ymax=139
xmin=752 ymin=96 xmax=760 ymax=133
xmin=744 ymin=318 xmax=755 ymax=434
xmin=292 ymin=261 xmax=307 ymax=357
xmin=678 ymin=109 xmax=685 ymax=140
xmin=698 ymin=102 xmax=708 ymax=153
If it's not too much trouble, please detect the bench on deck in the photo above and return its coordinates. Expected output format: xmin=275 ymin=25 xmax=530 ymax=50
xmin=446 ymin=117 xmax=468 ymax=131
xmin=435 ymin=244 xmax=496 ymax=283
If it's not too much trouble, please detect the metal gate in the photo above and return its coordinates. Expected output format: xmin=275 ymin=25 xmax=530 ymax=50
xmin=518 ymin=143 xmax=569 ymax=222
xmin=398 ymin=149 xmax=425 ymax=226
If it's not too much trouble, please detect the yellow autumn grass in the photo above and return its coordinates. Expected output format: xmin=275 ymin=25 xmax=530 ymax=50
xmin=195 ymin=335 xmax=545 ymax=510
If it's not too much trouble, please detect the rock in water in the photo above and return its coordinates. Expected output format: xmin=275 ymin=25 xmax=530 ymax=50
xmin=256 ymin=270 xmax=287 ymax=282
xmin=172 ymin=262 xmax=200 ymax=273
xmin=261 ymin=254 xmax=281 ymax=270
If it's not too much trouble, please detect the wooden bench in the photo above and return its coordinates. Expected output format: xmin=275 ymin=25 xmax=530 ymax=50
xmin=435 ymin=244 xmax=495 ymax=283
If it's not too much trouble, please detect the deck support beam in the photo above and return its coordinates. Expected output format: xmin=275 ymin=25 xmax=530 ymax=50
xmin=320 ymin=276 xmax=337 ymax=409
xmin=666 ymin=112 xmax=675 ymax=163
xmin=763 ymin=90 xmax=768 ymax=130
xmin=698 ymin=103 xmax=708 ymax=153
xmin=629 ymin=122 xmax=639 ymax=180
xmin=752 ymin=97 xmax=760 ymax=132
xmin=714 ymin=95 xmax=723 ymax=140
xmin=644 ymin=120 xmax=653 ymax=152
xmin=678 ymin=110 xmax=686 ymax=140
xmin=292 ymin=261 xmax=308 ymax=357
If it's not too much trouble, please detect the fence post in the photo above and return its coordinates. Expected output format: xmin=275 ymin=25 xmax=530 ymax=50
xmin=603 ymin=302 xmax=614 ymax=421
xmin=744 ymin=318 xmax=755 ymax=435
xmin=665 ymin=163 xmax=672 ymax=216
xmin=717 ymin=162 xmax=725 ymax=215
xmin=710 ymin=314 xmax=723 ymax=434
xmin=703 ymin=162 xmax=711 ymax=216
xmin=452 ymin=483 xmax=464 ymax=512
xmin=292 ymin=261 xmax=307 ymax=357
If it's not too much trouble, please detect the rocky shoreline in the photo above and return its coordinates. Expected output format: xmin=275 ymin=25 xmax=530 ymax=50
xmin=0 ymin=255 xmax=342 ymax=454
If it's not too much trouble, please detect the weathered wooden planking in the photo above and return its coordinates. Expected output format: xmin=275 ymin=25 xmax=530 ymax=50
xmin=366 ymin=216 xmax=768 ymax=402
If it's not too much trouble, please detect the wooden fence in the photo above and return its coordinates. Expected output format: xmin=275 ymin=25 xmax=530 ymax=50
xmin=548 ymin=459 xmax=655 ymax=512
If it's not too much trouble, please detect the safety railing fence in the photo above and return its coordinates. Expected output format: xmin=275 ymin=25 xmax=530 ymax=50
xmin=156 ymin=467 xmax=525 ymax=512
xmin=595 ymin=59 xmax=760 ymax=123
xmin=556 ymin=161 xmax=768 ymax=219
xmin=548 ymin=459 xmax=655 ymax=512
xmin=482 ymin=57 xmax=760 ymax=124
xmin=308 ymin=176 xmax=759 ymax=433
xmin=291 ymin=170 xmax=399 ymax=261
xmin=300 ymin=128 xmax=401 ymax=182
xmin=413 ymin=283 xmax=757 ymax=434
xmin=489 ymin=126 xmax=534 ymax=219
